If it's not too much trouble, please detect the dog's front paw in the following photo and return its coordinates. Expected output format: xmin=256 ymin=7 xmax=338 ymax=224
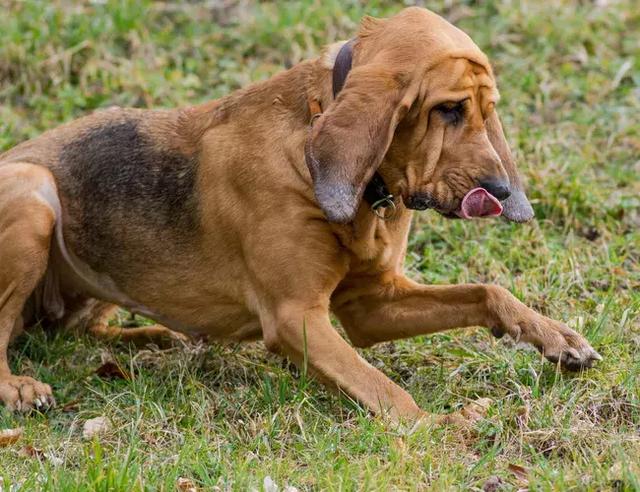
xmin=486 ymin=288 xmax=602 ymax=371
xmin=0 ymin=375 xmax=55 ymax=412
xmin=516 ymin=315 xmax=602 ymax=371
xmin=535 ymin=318 xmax=602 ymax=370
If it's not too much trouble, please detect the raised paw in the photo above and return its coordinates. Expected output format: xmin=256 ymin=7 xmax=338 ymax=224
xmin=0 ymin=375 xmax=55 ymax=412
xmin=486 ymin=286 xmax=602 ymax=371
xmin=519 ymin=316 xmax=602 ymax=371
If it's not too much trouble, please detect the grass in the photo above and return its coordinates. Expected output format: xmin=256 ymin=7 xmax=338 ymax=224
xmin=0 ymin=0 xmax=639 ymax=489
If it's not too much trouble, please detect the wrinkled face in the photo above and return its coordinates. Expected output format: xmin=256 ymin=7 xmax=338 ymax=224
xmin=385 ymin=56 xmax=512 ymax=219
xmin=305 ymin=7 xmax=534 ymax=224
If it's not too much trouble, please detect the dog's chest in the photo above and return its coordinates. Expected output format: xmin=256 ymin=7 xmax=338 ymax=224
xmin=338 ymin=210 xmax=412 ymax=274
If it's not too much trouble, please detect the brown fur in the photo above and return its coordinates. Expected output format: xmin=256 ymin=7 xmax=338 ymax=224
xmin=0 ymin=8 xmax=600 ymax=418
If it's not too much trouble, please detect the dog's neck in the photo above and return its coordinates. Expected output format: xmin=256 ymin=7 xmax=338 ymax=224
xmin=187 ymin=44 xmax=393 ymax=216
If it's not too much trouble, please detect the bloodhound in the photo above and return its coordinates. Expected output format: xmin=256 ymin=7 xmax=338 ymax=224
xmin=0 ymin=7 xmax=601 ymax=419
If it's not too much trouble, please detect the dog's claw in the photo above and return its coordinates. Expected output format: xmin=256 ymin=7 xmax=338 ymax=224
xmin=0 ymin=375 xmax=55 ymax=413
xmin=545 ymin=345 xmax=602 ymax=371
xmin=567 ymin=347 xmax=581 ymax=360
xmin=509 ymin=313 xmax=603 ymax=372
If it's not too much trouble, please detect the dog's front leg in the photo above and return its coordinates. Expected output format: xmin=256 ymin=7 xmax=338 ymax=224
xmin=260 ymin=301 xmax=423 ymax=421
xmin=334 ymin=276 xmax=601 ymax=370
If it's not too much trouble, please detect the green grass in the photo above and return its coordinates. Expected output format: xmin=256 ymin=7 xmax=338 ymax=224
xmin=1 ymin=0 xmax=639 ymax=489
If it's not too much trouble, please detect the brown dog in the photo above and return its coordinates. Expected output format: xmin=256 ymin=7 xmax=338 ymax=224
xmin=0 ymin=7 xmax=601 ymax=417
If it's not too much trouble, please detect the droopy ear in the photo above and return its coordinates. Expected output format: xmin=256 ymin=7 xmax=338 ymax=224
xmin=485 ymin=111 xmax=535 ymax=223
xmin=305 ymin=65 xmax=414 ymax=223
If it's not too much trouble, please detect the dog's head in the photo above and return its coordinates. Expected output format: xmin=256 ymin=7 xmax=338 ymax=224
xmin=305 ymin=7 xmax=534 ymax=224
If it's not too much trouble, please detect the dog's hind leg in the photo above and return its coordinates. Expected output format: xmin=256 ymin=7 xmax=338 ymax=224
xmin=0 ymin=163 xmax=57 ymax=411
xmin=73 ymin=300 xmax=190 ymax=347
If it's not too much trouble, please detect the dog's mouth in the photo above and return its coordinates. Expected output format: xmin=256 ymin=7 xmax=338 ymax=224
xmin=435 ymin=188 xmax=504 ymax=220
xmin=456 ymin=187 xmax=503 ymax=219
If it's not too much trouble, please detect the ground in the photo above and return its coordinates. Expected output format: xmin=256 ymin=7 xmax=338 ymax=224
xmin=0 ymin=0 xmax=639 ymax=490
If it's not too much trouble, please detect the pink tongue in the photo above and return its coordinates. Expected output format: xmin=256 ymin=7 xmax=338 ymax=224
xmin=457 ymin=188 xmax=503 ymax=219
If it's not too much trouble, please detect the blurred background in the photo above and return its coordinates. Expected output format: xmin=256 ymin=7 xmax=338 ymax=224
xmin=0 ymin=1 xmax=638 ymax=235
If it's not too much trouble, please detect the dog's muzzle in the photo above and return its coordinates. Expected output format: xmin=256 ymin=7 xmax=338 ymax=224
xmin=405 ymin=193 xmax=434 ymax=211
xmin=478 ymin=177 xmax=511 ymax=201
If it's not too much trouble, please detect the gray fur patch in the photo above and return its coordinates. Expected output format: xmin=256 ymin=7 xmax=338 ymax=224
xmin=58 ymin=119 xmax=199 ymax=273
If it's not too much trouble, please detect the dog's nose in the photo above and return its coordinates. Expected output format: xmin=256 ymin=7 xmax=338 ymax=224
xmin=479 ymin=178 xmax=511 ymax=201
xmin=405 ymin=194 xmax=433 ymax=211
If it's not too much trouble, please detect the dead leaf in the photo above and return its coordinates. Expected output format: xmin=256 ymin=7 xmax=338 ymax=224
xmin=516 ymin=405 xmax=530 ymax=427
xmin=19 ymin=445 xmax=64 ymax=467
xmin=62 ymin=399 xmax=81 ymax=412
xmin=95 ymin=361 xmax=131 ymax=380
xmin=20 ymin=445 xmax=45 ymax=459
xmin=82 ymin=416 xmax=111 ymax=439
xmin=508 ymin=463 xmax=529 ymax=484
xmin=482 ymin=475 xmax=504 ymax=492
xmin=0 ymin=428 xmax=23 ymax=447
xmin=177 ymin=477 xmax=198 ymax=492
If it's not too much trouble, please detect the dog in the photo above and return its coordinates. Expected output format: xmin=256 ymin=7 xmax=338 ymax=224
xmin=0 ymin=7 xmax=601 ymax=418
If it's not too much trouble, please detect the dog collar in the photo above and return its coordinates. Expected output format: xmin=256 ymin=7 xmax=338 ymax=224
xmin=307 ymin=39 xmax=396 ymax=220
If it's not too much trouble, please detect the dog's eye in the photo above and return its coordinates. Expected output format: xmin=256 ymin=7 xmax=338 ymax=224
xmin=434 ymin=101 xmax=466 ymax=126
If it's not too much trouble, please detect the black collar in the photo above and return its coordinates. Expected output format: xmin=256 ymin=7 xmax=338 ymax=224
xmin=332 ymin=39 xmax=392 ymax=209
